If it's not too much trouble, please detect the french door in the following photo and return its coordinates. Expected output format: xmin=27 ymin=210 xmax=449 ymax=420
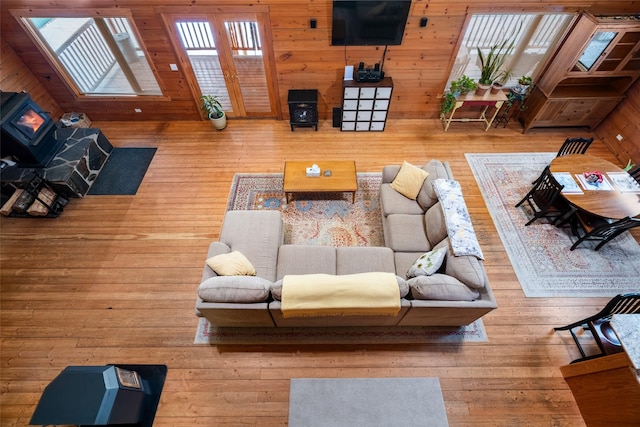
xmin=164 ymin=10 xmax=279 ymax=118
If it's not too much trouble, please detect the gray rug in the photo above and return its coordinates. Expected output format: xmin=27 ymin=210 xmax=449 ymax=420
xmin=289 ymin=378 xmax=449 ymax=427
xmin=466 ymin=153 xmax=640 ymax=297
xmin=88 ymin=147 xmax=156 ymax=195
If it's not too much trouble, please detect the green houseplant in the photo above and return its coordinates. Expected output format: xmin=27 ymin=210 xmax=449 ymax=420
xmin=476 ymin=24 xmax=520 ymax=95
xmin=441 ymin=75 xmax=477 ymax=116
xmin=450 ymin=75 xmax=477 ymax=96
xmin=200 ymin=94 xmax=226 ymax=130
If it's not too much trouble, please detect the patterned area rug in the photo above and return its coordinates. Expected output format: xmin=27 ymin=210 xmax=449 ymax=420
xmin=466 ymin=153 xmax=640 ymax=297
xmin=194 ymin=317 xmax=487 ymax=344
xmin=227 ymin=173 xmax=384 ymax=246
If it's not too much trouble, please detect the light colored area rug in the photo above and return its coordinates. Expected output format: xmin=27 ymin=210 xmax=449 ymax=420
xmin=228 ymin=173 xmax=383 ymax=246
xmin=466 ymin=153 xmax=640 ymax=297
xmin=194 ymin=317 xmax=487 ymax=345
xmin=288 ymin=378 xmax=449 ymax=427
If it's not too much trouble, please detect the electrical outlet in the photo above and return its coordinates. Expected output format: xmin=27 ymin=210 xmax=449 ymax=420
xmin=134 ymin=108 xmax=142 ymax=113
xmin=616 ymin=134 xmax=623 ymax=141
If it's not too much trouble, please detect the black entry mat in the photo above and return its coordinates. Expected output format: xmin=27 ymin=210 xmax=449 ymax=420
xmin=88 ymin=147 xmax=156 ymax=195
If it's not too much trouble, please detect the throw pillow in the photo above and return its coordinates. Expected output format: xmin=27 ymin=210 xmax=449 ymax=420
xmin=408 ymin=274 xmax=480 ymax=301
xmin=390 ymin=161 xmax=429 ymax=200
xmin=434 ymin=239 xmax=486 ymax=290
xmin=206 ymin=251 xmax=256 ymax=276
xmin=417 ymin=160 xmax=449 ymax=210
xmin=407 ymin=247 xmax=447 ymax=278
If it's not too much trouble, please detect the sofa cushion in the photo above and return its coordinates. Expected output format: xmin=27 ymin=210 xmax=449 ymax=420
xmin=434 ymin=238 xmax=487 ymax=290
xmin=408 ymin=274 xmax=480 ymax=301
xmin=206 ymin=251 xmax=256 ymax=276
xmin=218 ymin=210 xmax=283 ymax=281
xmin=276 ymin=245 xmax=336 ymax=280
xmin=271 ymin=275 xmax=409 ymax=300
xmin=407 ymin=247 xmax=447 ymax=278
xmin=380 ymin=184 xmax=426 ymax=217
xmin=384 ymin=214 xmax=431 ymax=252
xmin=424 ymin=202 xmax=447 ymax=246
xmin=417 ymin=160 xmax=449 ymax=210
xmin=198 ymin=276 xmax=271 ymax=303
xmin=390 ymin=161 xmax=429 ymax=200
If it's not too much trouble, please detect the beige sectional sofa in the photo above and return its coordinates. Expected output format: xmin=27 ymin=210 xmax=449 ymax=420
xmin=195 ymin=161 xmax=497 ymax=328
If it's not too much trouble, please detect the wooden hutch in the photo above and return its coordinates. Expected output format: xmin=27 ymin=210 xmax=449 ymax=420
xmin=521 ymin=13 xmax=640 ymax=132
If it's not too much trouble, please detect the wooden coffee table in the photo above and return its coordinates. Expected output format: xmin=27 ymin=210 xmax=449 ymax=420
xmin=283 ymin=161 xmax=357 ymax=203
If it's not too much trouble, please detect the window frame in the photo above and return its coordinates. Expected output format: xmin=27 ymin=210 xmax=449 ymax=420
xmin=445 ymin=10 xmax=579 ymax=91
xmin=10 ymin=8 xmax=166 ymax=101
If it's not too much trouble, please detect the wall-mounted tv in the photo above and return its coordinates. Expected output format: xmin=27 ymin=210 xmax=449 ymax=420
xmin=332 ymin=0 xmax=412 ymax=46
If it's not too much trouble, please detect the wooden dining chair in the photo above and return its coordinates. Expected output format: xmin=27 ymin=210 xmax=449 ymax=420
xmin=554 ymin=293 xmax=640 ymax=363
xmin=570 ymin=213 xmax=640 ymax=251
xmin=628 ymin=166 xmax=640 ymax=184
xmin=556 ymin=137 xmax=594 ymax=157
xmin=516 ymin=166 xmax=575 ymax=226
xmin=531 ymin=137 xmax=595 ymax=185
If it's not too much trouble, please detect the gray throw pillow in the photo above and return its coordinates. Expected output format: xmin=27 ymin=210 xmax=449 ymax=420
xmin=434 ymin=238 xmax=487 ymax=290
xmin=417 ymin=160 xmax=449 ymax=210
xmin=408 ymin=274 xmax=480 ymax=301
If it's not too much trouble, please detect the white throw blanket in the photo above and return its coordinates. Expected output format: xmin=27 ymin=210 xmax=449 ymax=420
xmin=432 ymin=179 xmax=485 ymax=260
xmin=281 ymin=272 xmax=400 ymax=318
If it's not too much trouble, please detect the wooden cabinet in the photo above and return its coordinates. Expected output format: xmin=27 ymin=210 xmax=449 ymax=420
xmin=521 ymin=13 xmax=640 ymax=132
xmin=341 ymin=78 xmax=393 ymax=131
xmin=561 ymin=352 xmax=640 ymax=426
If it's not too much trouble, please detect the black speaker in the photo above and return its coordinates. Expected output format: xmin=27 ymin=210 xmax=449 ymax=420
xmin=358 ymin=62 xmax=365 ymax=70
xmin=310 ymin=18 xmax=317 ymax=29
xmin=332 ymin=108 xmax=342 ymax=128
xmin=420 ymin=17 xmax=428 ymax=27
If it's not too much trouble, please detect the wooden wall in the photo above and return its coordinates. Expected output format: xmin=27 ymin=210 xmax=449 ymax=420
xmin=595 ymin=78 xmax=640 ymax=168
xmin=2 ymin=0 xmax=639 ymax=123
xmin=0 ymin=40 xmax=63 ymax=118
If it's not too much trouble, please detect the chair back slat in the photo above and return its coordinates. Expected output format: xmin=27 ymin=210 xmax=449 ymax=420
xmin=608 ymin=294 xmax=640 ymax=315
xmin=533 ymin=170 xmax=564 ymax=206
xmin=557 ymin=137 xmax=594 ymax=157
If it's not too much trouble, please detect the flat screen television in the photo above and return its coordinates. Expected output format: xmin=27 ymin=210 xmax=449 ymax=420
xmin=332 ymin=0 xmax=411 ymax=46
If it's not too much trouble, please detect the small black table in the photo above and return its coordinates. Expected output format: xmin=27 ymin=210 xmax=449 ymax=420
xmin=288 ymin=89 xmax=318 ymax=131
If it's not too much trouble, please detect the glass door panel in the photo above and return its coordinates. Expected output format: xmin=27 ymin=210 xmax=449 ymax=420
xmin=168 ymin=11 xmax=277 ymax=119
xmin=175 ymin=20 xmax=233 ymax=113
xmin=222 ymin=20 xmax=271 ymax=113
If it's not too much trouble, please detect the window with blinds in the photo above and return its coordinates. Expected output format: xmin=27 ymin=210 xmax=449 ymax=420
xmin=448 ymin=13 xmax=576 ymax=89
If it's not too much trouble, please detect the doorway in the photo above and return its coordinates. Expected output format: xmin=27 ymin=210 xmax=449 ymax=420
xmin=164 ymin=10 xmax=279 ymax=119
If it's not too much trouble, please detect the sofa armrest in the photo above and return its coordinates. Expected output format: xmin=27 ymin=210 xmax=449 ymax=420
xmin=382 ymin=165 xmax=401 ymax=184
xmin=200 ymin=241 xmax=232 ymax=282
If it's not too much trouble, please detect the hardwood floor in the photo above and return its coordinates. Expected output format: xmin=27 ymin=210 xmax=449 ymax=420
xmin=1 ymin=118 xmax=637 ymax=426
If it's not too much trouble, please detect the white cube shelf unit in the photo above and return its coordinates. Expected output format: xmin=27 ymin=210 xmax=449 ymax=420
xmin=341 ymin=77 xmax=393 ymax=131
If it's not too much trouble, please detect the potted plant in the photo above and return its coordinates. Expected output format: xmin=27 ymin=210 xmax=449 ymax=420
xmin=450 ymin=75 xmax=477 ymax=96
xmin=441 ymin=75 xmax=476 ymax=116
xmin=476 ymin=25 xmax=520 ymax=95
xmin=513 ymin=75 xmax=532 ymax=95
xmin=440 ymin=91 xmax=458 ymax=116
xmin=490 ymin=69 xmax=512 ymax=94
xmin=200 ymin=94 xmax=226 ymax=130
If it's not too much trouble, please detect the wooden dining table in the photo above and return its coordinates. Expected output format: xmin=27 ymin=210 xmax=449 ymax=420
xmin=549 ymin=154 xmax=640 ymax=219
